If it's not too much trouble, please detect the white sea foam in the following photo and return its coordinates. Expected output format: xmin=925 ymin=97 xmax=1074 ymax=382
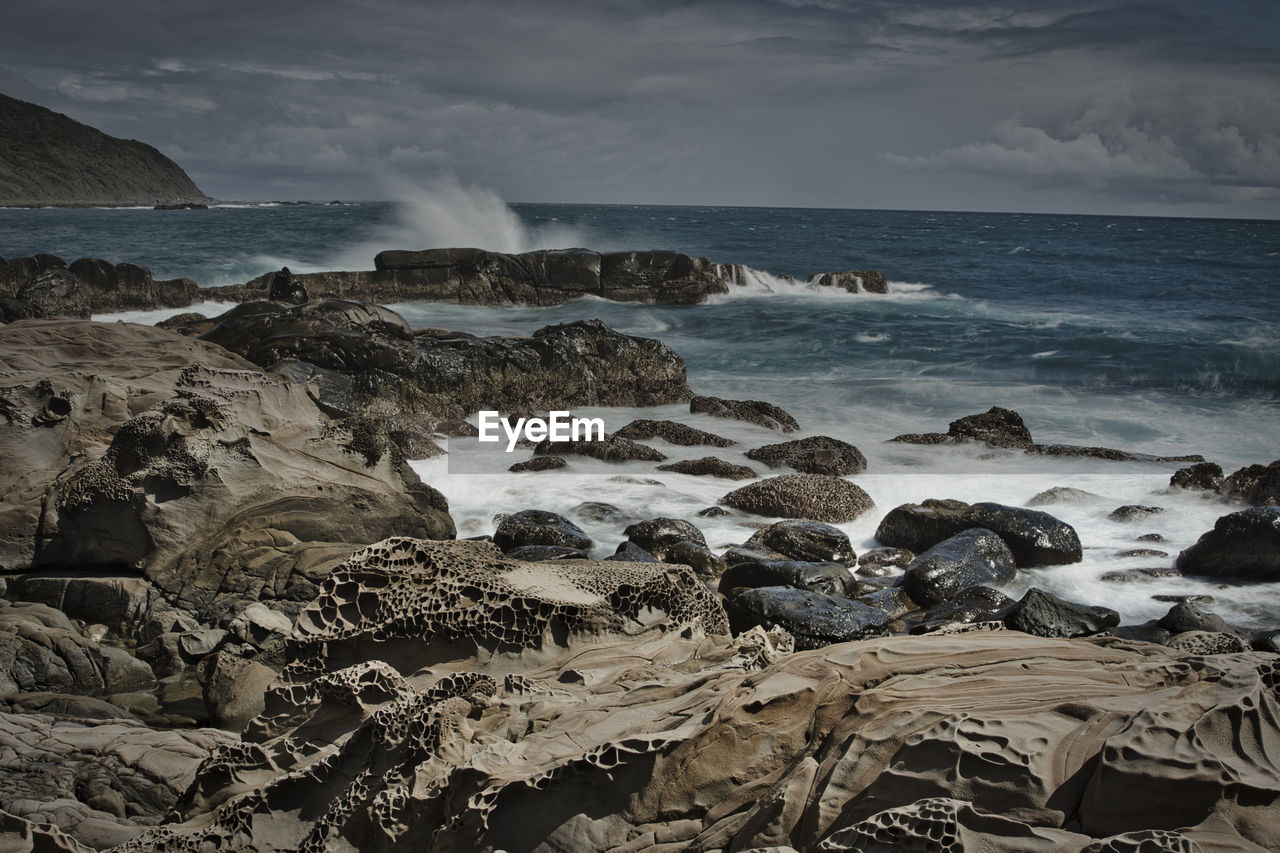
xmin=92 ymin=300 xmax=236 ymax=324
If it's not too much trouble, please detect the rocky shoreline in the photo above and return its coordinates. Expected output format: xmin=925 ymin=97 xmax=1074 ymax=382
xmin=0 ymin=253 xmax=1278 ymax=851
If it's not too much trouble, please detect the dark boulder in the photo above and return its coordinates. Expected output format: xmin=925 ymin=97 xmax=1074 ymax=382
xmin=1156 ymin=601 xmax=1230 ymax=635
xmin=690 ymin=395 xmax=799 ymax=432
xmin=535 ymin=433 xmax=667 ymax=463
xmin=948 ymin=406 xmax=1035 ymax=449
xmin=607 ymin=541 xmax=659 ymax=563
xmin=661 ymin=540 xmax=726 ymax=579
xmin=1099 ymin=568 xmax=1181 ymax=584
xmin=999 ymin=588 xmax=1119 ymax=638
xmin=12 ymin=268 xmax=89 ymax=319
xmin=808 ymin=270 xmax=888 ymax=294
xmin=1251 ymin=630 xmax=1280 ymax=654
xmin=725 ymin=586 xmax=890 ymax=650
xmin=746 ymin=435 xmax=868 ymax=476
xmin=719 ymin=474 xmax=874 ymax=523
xmin=571 ymin=502 xmax=633 ymax=524
xmin=857 ymin=547 xmax=913 ymax=575
xmin=614 ymin=419 xmax=735 ymax=447
xmin=1170 ymin=462 xmax=1224 ymax=492
xmin=509 ymin=456 xmax=567 ymax=473
xmin=747 ymin=520 xmax=856 ymax=564
xmin=718 ymin=560 xmax=853 ymax=597
xmin=1026 ymin=487 xmax=1106 ymax=507
xmin=267 ymin=266 xmax=308 ymax=304
xmin=1176 ymin=506 xmax=1280 ymax=581
xmin=874 ymin=499 xmax=1081 ymax=567
xmin=624 ymin=518 xmax=707 ymax=554
xmin=1108 ymin=505 xmax=1165 ymax=523
xmin=656 ymin=456 xmax=757 ymax=480
xmin=901 ymin=528 xmax=1016 ymax=608
xmin=911 ymin=586 xmax=1012 ymax=634
xmin=1222 ymin=460 xmax=1280 ymax=506
xmin=493 ymin=510 xmax=592 ymax=553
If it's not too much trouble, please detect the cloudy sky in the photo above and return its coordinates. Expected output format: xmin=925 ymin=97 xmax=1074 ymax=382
xmin=2 ymin=0 xmax=1278 ymax=218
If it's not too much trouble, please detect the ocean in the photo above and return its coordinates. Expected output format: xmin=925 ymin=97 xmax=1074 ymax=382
xmin=3 ymin=191 xmax=1278 ymax=629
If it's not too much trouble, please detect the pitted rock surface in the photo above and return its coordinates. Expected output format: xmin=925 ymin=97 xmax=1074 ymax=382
xmin=720 ymin=474 xmax=874 ymax=523
xmin=107 ymin=629 xmax=1280 ymax=852
xmin=745 ymin=435 xmax=868 ymax=476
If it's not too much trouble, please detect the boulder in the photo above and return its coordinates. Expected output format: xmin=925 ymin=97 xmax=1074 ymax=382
xmin=911 ymin=586 xmax=1013 ymax=634
xmin=875 ymin=499 xmax=1081 ymax=567
xmin=1108 ymin=504 xmax=1164 ymax=522
xmin=719 ymin=560 xmax=853 ymax=598
xmin=614 ymin=419 xmax=735 ymax=447
xmin=198 ymin=650 xmax=279 ymax=731
xmin=267 ymin=266 xmax=308 ymax=304
xmin=857 ymin=546 xmax=913 ymax=574
xmin=607 ymin=541 xmax=658 ymax=562
xmin=747 ymin=520 xmax=856 ymax=564
xmin=725 ymin=586 xmax=890 ymax=649
xmin=999 ymin=588 xmax=1119 ymax=638
xmin=509 ymin=456 xmax=567 ymax=472
xmin=570 ymin=502 xmax=634 ymax=524
xmin=1222 ymin=459 xmax=1280 ymax=506
xmin=535 ymin=433 xmax=668 ymax=462
xmin=720 ymin=474 xmax=874 ymax=523
xmin=493 ymin=510 xmax=592 ymax=553
xmin=1156 ymin=601 xmax=1230 ymax=635
xmin=1176 ymin=506 xmax=1280 ymax=581
xmin=657 ymin=456 xmax=758 ymax=479
xmin=690 ymin=395 xmax=799 ymax=432
xmin=901 ymin=528 xmax=1017 ymax=608
xmin=809 ymin=269 xmax=889 ymax=294
xmin=1167 ymin=631 xmax=1251 ymax=655
xmin=624 ymin=517 xmax=708 ymax=553
xmin=1026 ymin=486 xmax=1106 ymax=507
xmin=746 ymin=435 xmax=868 ymax=476
xmin=1170 ymin=461 xmax=1224 ymax=492
xmin=9 ymin=572 xmax=156 ymax=635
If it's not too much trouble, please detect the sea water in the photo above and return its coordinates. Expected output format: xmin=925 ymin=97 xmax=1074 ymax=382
xmin=5 ymin=185 xmax=1278 ymax=628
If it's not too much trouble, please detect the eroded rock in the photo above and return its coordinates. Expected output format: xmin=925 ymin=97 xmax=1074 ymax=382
xmin=720 ymin=474 xmax=874 ymax=523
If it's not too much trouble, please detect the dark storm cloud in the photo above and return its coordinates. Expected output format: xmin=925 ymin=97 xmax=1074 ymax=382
xmin=1 ymin=0 xmax=1277 ymax=216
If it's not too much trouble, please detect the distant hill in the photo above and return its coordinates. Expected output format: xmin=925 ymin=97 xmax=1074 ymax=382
xmin=0 ymin=93 xmax=211 ymax=207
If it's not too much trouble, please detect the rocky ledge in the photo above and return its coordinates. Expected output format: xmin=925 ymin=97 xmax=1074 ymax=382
xmin=0 ymin=301 xmax=1278 ymax=851
xmin=0 ymin=250 xmax=889 ymax=317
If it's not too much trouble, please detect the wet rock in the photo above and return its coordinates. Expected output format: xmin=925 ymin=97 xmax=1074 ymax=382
xmin=607 ymin=541 xmax=659 ymax=563
xmin=657 ymin=456 xmax=758 ymax=480
xmin=720 ymin=474 xmax=874 ymax=523
xmin=1026 ymin=486 xmax=1107 ymax=507
xmin=1151 ymin=594 xmax=1213 ymax=605
xmin=662 ymin=541 xmax=727 ymax=578
xmin=747 ymin=520 xmax=856 ymax=564
xmin=1137 ymin=533 xmax=1166 ymax=543
xmin=267 ymin=266 xmax=308 ymax=304
xmin=1099 ymin=567 xmax=1181 ymax=583
xmin=948 ymin=406 xmax=1035 ymax=449
xmin=690 ymin=395 xmax=799 ymax=432
xmin=504 ymin=545 xmax=589 ymax=562
xmin=697 ymin=506 xmax=731 ymax=518
xmin=509 ymin=456 xmax=567 ymax=472
xmin=856 ymin=586 xmax=918 ymax=619
xmin=1108 ymin=504 xmax=1165 ymax=522
xmin=725 ymin=586 xmax=890 ymax=650
xmin=615 ymin=419 xmax=735 ymax=447
xmin=1114 ymin=548 xmax=1169 ymax=558
xmin=999 ymin=588 xmax=1119 ymax=638
xmin=858 ymin=546 xmax=913 ymax=574
xmin=808 ymin=269 xmax=888 ymax=294
xmin=911 ymin=586 xmax=1013 ymax=634
xmin=745 ymin=435 xmax=868 ymax=476
xmin=722 ymin=544 xmax=788 ymax=566
xmin=902 ymin=528 xmax=1016 ymax=608
xmin=1222 ymin=459 xmax=1280 ymax=506
xmin=198 ymin=650 xmax=278 ymax=732
xmin=571 ymin=502 xmax=633 ymax=524
xmin=493 ymin=510 xmax=592 ymax=553
xmin=874 ymin=499 xmax=1081 ymax=567
xmin=1175 ymin=506 xmax=1280 ymax=581
xmin=1156 ymin=601 xmax=1230 ymax=635
xmin=624 ymin=517 xmax=707 ymax=553
xmin=534 ymin=432 xmax=667 ymax=462
xmin=719 ymin=560 xmax=853 ymax=597
xmin=1251 ymin=629 xmax=1280 ymax=654
xmin=1170 ymin=461 xmax=1224 ymax=492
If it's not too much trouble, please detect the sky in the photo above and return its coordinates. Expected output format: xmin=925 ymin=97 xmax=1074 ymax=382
xmin=2 ymin=0 xmax=1278 ymax=218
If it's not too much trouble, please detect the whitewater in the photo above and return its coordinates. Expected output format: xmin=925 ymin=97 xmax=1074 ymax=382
xmin=9 ymin=178 xmax=1276 ymax=628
